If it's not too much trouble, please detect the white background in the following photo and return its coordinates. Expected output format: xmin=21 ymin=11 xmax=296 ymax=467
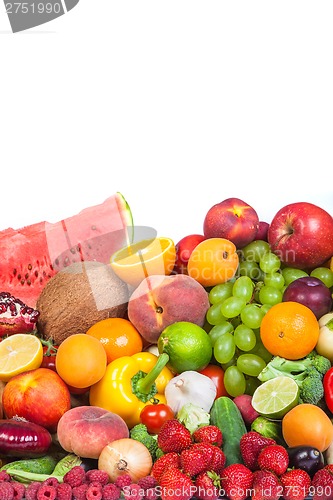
xmin=1 ymin=1 xmax=332 ymax=244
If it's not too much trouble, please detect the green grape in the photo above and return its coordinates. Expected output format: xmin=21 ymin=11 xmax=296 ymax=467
xmin=221 ymin=356 xmax=238 ymax=371
xmin=237 ymin=353 xmax=266 ymax=377
xmin=241 ymin=303 xmax=265 ymax=329
xmin=206 ymin=302 xmax=227 ymax=325
xmin=261 ymin=303 xmax=272 ymax=315
xmin=245 ymin=376 xmax=262 ymax=396
xmin=234 ymin=324 xmax=256 ymax=351
xmin=223 ymin=365 xmax=246 ymax=397
xmin=281 ymin=267 xmax=308 ymax=285
xmin=258 ymin=285 xmax=283 ymax=306
xmin=264 ymin=272 xmax=285 ymax=290
xmin=248 ymin=340 xmax=273 ymax=363
xmin=310 ymin=267 xmax=333 ymax=289
xmin=208 ymin=321 xmax=234 ymax=346
xmin=232 ymin=276 xmax=255 ymax=303
xmin=241 ymin=240 xmax=270 ymax=263
xmin=221 ymin=296 xmax=246 ymax=319
xmin=238 ymin=260 xmax=262 ymax=281
xmin=253 ymin=281 xmax=264 ymax=302
xmin=213 ymin=332 xmax=236 ymax=364
xmin=259 ymin=252 xmax=281 ymax=274
xmin=208 ymin=282 xmax=234 ymax=305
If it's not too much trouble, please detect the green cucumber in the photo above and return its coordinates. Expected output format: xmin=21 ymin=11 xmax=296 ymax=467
xmin=210 ymin=396 xmax=247 ymax=466
xmin=0 ymin=455 xmax=58 ymax=475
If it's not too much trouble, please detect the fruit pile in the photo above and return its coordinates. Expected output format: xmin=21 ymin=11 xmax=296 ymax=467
xmin=0 ymin=195 xmax=332 ymax=500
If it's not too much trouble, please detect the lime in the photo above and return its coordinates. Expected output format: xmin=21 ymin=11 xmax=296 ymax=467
xmin=251 ymin=376 xmax=300 ymax=419
xmin=157 ymin=321 xmax=213 ymax=373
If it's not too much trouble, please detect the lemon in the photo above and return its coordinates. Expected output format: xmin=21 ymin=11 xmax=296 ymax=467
xmin=0 ymin=334 xmax=43 ymax=382
xmin=158 ymin=321 xmax=213 ymax=373
xmin=110 ymin=237 xmax=176 ymax=288
xmin=251 ymin=376 xmax=300 ymax=419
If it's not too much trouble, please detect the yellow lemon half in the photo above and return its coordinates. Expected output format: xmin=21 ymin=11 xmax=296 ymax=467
xmin=0 ymin=334 xmax=43 ymax=382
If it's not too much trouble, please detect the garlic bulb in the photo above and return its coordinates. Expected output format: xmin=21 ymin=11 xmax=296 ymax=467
xmin=165 ymin=370 xmax=217 ymax=413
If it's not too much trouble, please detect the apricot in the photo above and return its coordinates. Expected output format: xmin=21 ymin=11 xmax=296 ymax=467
xmin=127 ymin=274 xmax=210 ymax=344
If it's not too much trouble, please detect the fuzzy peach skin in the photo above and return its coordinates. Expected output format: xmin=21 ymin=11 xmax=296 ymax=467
xmin=127 ymin=274 xmax=210 ymax=344
xmin=56 ymin=406 xmax=129 ymax=459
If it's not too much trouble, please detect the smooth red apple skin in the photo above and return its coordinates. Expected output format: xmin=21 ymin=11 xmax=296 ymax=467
xmin=282 ymin=276 xmax=332 ymax=319
xmin=268 ymin=202 xmax=333 ymax=270
xmin=174 ymin=234 xmax=206 ymax=274
xmin=2 ymin=367 xmax=71 ymax=432
xmin=255 ymin=221 xmax=270 ymax=242
xmin=203 ymin=198 xmax=259 ymax=249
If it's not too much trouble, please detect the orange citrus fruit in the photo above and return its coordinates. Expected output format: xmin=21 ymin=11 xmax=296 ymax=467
xmin=282 ymin=403 xmax=333 ymax=452
xmin=56 ymin=333 xmax=107 ymax=388
xmin=187 ymin=238 xmax=239 ymax=287
xmin=110 ymin=237 xmax=176 ymax=288
xmin=86 ymin=318 xmax=143 ymax=364
xmin=0 ymin=334 xmax=43 ymax=382
xmin=260 ymin=301 xmax=319 ymax=360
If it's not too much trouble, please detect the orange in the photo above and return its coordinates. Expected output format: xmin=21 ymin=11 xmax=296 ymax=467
xmin=282 ymin=403 xmax=333 ymax=452
xmin=187 ymin=238 xmax=239 ymax=287
xmin=110 ymin=237 xmax=176 ymax=288
xmin=260 ymin=301 xmax=319 ymax=360
xmin=0 ymin=334 xmax=43 ymax=382
xmin=56 ymin=334 xmax=107 ymax=389
xmin=86 ymin=318 xmax=143 ymax=364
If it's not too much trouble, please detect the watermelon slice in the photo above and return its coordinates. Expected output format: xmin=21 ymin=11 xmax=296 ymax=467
xmin=0 ymin=193 xmax=133 ymax=307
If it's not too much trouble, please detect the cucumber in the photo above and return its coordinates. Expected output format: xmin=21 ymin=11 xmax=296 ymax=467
xmin=210 ymin=396 xmax=247 ymax=466
xmin=0 ymin=455 xmax=58 ymax=475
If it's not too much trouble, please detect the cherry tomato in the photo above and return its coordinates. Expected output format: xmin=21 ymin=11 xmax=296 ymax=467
xmin=41 ymin=345 xmax=58 ymax=372
xmin=140 ymin=403 xmax=175 ymax=434
xmin=199 ymin=364 xmax=229 ymax=398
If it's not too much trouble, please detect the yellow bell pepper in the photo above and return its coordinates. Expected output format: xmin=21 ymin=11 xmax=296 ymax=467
xmin=89 ymin=351 xmax=174 ymax=429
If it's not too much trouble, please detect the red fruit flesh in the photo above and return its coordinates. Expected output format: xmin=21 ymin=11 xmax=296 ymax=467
xmin=0 ymin=194 xmax=132 ymax=307
xmin=0 ymin=292 xmax=39 ymax=336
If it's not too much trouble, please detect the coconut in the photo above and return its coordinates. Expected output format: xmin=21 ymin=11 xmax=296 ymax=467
xmin=36 ymin=261 xmax=129 ymax=344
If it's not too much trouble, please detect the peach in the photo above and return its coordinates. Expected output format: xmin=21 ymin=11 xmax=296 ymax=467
xmin=127 ymin=274 xmax=210 ymax=344
xmin=56 ymin=405 xmax=129 ymax=459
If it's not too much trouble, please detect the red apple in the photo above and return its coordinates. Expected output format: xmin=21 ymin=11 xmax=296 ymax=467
xmin=2 ymin=367 xmax=71 ymax=432
xmin=255 ymin=221 xmax=270 ymax=242
xmin=203 ymin=198 xmax=259 ymax=249
xmin=174 ymin=234 xmax=206 ymax=274
xmin=268 ymin=202 xmax=333 ymax=270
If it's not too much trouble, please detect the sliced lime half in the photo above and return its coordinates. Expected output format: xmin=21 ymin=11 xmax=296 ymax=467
xmin=251 ymin=376 xmax=300 ymax=419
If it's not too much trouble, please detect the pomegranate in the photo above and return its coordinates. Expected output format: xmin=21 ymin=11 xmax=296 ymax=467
xmin=0 ymin=292 xmax=39 ymax=336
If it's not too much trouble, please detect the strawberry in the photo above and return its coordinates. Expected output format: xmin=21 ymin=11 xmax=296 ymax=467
xmin=239 ymin=431 xmax=276 ymax=471
xmin=195 ymin=471 xmax=221 ymax=500
xmin=159 ymin=466 xmax=195 ymax=500
xmin=193 ymin=425 xmax=223 ymax=447
xmin=188 ymin=443 xmax=226 ymax=475
xmin=157 ymin=419 xmax=193 ymax=454
xmin=280 ymin=468 xmax=311 ymax=500
xmin=257 ymin=444 xmax=289 ymax=476
xmin=180 ymin=444 xmax=210 ymax=477
xmin=252 ymin=469 xmax=282 ymax=500
xmin=311 ymin=467 xmax=333 ymax=500
xmin=151 ymin=452 xmax=181 ymax=482
xmin=220 ymin=463 xmax=253 ymax=500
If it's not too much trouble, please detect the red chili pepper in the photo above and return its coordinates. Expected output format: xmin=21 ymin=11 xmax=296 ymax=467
xmin=323 ymin=367 xmax=333 ymax=413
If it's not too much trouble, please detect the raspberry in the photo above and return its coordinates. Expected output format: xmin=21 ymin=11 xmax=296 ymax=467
xmin=36 ymin=484 xmax=57 ymax=500
xmin=123 ymin=484 xmax=144 ymax=500
xmin=25 ymin=482 xmax=41 ymax=500
xmin=11 ymin=482 xmax=25 ymax=500
xmin=0 ymin=471 xmax=11 ymax=482
xmin=86 ymin=470 xmax=109 ymax=486
xmin=137 ymin=477 xmax=157 ymax=491
xmin=0 ymin=482 xmax=14 ymax=500
xmin=63 ymin=466 xmax=86 ymax=488
xmin=86 ymin=484 xmax=103 ymax=500
xmin=56 ymin=482 xmax=73 ymax=500
xmin=42 ymin=478 xmax=59 ymax=487
xmin=102 ymin=483 xmax=121 ymax=500
xmin=144 ymin=488 xmax=158 ymax=500
xmin=114 ymin=475 xmax=132 ymax=489
xmin=72 ymin=483 xmax=89 ymax=500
